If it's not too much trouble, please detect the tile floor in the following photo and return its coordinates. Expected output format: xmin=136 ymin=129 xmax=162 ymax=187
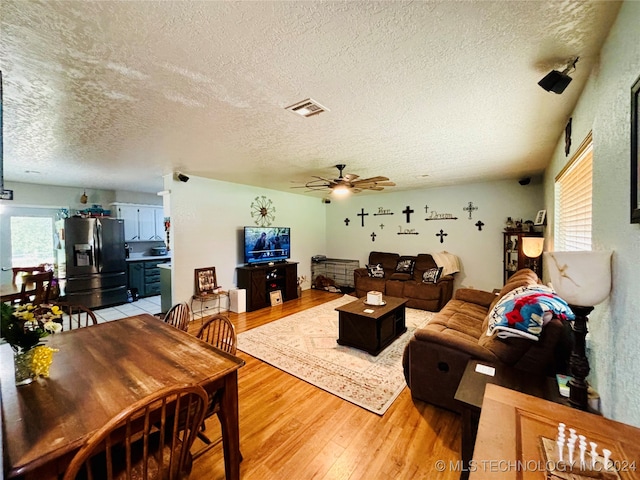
xmin=92 ymin=296 xmax=163 ymax=324
xmin=92 ymin=295 xmax=222 ymax=324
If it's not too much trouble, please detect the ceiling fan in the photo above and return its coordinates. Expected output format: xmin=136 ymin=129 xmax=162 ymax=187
xmin=294 ymin=164 xmax=396 ymax=194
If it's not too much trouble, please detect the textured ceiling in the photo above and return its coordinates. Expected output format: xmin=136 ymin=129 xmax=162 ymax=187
xmin=0 ymin=0 xmax=621 ymax=196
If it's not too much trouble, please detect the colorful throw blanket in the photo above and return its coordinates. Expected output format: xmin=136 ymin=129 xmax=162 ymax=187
xmin=486 ymin=285 xmax=574 ymax=341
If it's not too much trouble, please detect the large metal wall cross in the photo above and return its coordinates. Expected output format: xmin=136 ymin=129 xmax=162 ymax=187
xmin=402 ymin=206 xmax=414 ymax=223
xmin=357 ymin=208 xmax=369 ymax=227
xmin=463 ymin=201 xmax=478 ymax=220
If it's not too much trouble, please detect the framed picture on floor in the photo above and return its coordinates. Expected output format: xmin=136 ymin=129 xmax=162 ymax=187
xmin=269 ymin=290 xmax=282 ymax=306
xmin=194 ymin=267 xmax=217 ymax=296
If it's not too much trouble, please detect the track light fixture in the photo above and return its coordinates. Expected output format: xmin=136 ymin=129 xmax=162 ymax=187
xmin=538 ymin=57 xmax=579 ymax=94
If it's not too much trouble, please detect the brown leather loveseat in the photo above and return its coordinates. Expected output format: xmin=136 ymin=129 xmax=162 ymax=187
xmin=353 ymin=251 xmax=455 ymax=312
xmin=402 ymin=269 xmax=571 ymax=412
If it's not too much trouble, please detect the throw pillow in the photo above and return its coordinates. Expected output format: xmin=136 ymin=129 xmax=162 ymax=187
xmin=366 ymin=264 xmax=384 ymax=278
xmin=422 ymin=267 xmax=443 ymax=284
xmin=486 ymin=285 xmax=575 ymax=340
xmin=394 ymin=258 xmax=415 ymax=275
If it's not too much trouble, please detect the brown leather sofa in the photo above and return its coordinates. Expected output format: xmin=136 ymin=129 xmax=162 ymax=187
xmin=353 ymin=251 xmax=454 ymax=311
xmin=402 ymin=269 xmax=571 ymax=412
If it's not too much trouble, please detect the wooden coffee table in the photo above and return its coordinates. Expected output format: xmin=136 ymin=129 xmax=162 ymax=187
xmin=335 ymin=296 xmax=407 ymax=355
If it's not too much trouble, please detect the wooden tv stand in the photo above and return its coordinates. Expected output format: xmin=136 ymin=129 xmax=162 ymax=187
xmin=236 ymin=262 xmax=298 ymax=312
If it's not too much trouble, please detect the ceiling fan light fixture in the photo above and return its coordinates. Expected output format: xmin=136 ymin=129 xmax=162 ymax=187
xmin=285 ymin=98 xmax=329 ymax=117
xmin=331 ymin=184 xmax=350 ymax=195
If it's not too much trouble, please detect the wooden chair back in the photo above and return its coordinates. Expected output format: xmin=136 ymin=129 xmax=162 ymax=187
xmin=196 ymin=314 xmax=237 ymax=355
xmin=19 ymin=271 xmax=54 ymax=305
xmin=163 ymin=303 xmax=191 ymax=332
xmin=62 ymin=384 xmax=207 ymax=480
xmin=12 ymin=264 xmax=51 ymax=284
xmin=54 ymin=301 xmax=98 ymax=330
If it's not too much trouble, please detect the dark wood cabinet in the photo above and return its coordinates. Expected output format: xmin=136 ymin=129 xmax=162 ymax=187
xmin=503 ymin=231 xmax=543 ymax=284
xmin=127 ymin=259 xmax=169 ymax=298
xmin=237 ymin=262 xmax=298 ymax=312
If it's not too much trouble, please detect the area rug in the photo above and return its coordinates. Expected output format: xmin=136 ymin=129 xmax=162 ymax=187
xmin=237 ymin=295 xmax=434 ymax=415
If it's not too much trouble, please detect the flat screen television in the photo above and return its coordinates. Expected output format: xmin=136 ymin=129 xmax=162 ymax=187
xmin=244 ymin=226 xmax=291 ymax=265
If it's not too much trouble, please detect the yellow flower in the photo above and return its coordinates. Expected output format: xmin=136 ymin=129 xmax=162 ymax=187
xmin=30 ymin=346 xmax=59 ymax=377
xmin=50 ymin=305 xmax=62 ymax=316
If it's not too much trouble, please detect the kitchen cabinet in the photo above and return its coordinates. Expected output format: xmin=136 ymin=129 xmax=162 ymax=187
xmin=111 ymin=203 xmax=164 ymax=242
xmin=127 ymin=259 xmax=170 ymax=298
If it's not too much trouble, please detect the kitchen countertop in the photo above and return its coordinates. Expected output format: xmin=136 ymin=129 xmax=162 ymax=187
xmin=126 ymin=254 xmax=171 ymax=262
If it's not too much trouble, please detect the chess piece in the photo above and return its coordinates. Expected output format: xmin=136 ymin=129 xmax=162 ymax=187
xmin=590 ymin=442 xmax=598 ymax=468
xmin=557 ymin=437 xmax=565 ymax=463
xmin=603 ymin=449 xmax=612 ymax=470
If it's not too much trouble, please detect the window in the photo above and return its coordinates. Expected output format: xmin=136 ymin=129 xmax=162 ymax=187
xmin=554 ymin=132 xmax=593 ymax=251
xmin=10 ymin=216 xmax=55 ymax=267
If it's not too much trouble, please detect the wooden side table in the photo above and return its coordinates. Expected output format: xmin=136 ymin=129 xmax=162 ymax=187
xmin=454 ymin=360 xmax=562 ymax=480
xmin=470 ymin=385 xmax=640 ymax=479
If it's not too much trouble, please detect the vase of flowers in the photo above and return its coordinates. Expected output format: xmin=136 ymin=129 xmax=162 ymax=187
xmin=1 ymin=303 xmax=62 ymax=386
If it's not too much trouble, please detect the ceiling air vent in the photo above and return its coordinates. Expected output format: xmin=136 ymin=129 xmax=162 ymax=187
xmin=285 ymin=98 xmax=329 ymax=117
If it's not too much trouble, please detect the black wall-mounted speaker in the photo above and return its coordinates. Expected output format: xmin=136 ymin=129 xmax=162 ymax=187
xmin=538 ymin=70 xmax=573 ymax=94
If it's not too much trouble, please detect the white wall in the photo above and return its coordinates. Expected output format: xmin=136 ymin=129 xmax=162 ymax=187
xmin=166 ymin=175 xmax=326 ymax=306
xmin=325 ymin=178 xmax=543 ymax=291
xmin=543 ymin=1 xmax=640 ymax=426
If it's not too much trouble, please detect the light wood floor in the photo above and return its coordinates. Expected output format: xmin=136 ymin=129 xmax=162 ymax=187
xmin=187 ymin=289 xmax=462 ymax=480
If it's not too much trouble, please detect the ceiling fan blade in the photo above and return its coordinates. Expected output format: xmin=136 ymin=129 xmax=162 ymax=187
xmin=366 ymin=186 xmax=385 ymax=191
xmin=371 ymin=181 xmax=396 ymax=187
xmin=351 ymin=176 xmax=389 ymax=185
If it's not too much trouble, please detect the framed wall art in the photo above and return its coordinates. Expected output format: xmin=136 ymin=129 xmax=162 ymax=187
xmin=534 ymin=209 xmax=547 ymax=226
xmin=631 ymin=74 xmax=640 ymax=224
xmin=194 ymin=267 xmax=218 ymax=296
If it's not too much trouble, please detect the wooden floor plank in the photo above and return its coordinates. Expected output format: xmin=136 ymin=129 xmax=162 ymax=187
xmin=187 ymin=289 xmax=461 ymax=480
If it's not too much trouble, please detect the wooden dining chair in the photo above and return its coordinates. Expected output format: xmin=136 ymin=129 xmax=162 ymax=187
xmin=19 ymin=271 xmax=53 ymax=305
xmin=196 ymin=314 xmax=237 ymax=355
xmin=163 ymin=303 xmax=191 ymax=332
xmin=11 ymin=264 xmax=51 ymax=284
xmin=62 ymin=384 xmax=208 ymax=480
xmin=54 ymin=301 xmax=98 ymax=330
xmin=192 ymin=314 xmax=238 ymax=460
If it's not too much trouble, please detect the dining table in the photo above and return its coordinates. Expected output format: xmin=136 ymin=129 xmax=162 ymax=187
xmin=0 ymin=281 xmax=35 ymax=303
xmin=0 ymin=313 xmax=245 ymax=480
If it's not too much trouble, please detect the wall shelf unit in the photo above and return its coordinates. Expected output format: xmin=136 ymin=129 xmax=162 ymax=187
xmin=503 ymin=231 xmax=543 ymax=284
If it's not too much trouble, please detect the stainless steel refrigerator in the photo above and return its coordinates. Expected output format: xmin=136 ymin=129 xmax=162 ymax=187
xmin=58 ymin=217 xmax=128 ymax=309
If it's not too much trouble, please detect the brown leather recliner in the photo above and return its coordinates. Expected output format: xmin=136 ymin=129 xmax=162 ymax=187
xmin=402 ymin=269 xmax=572 ymax=412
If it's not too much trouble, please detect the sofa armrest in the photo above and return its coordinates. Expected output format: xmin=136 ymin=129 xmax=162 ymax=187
xmin=453 ymin=288 xmax=497 ymax=309
xmin=413 ymin=327 xmax=498 ymax=362
xmin=354 ymin=267 xmax=369 ymax=279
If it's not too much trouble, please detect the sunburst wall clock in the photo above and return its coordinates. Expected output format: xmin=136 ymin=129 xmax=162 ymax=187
xmin=250 ymin=195 xmax=276 ymax=226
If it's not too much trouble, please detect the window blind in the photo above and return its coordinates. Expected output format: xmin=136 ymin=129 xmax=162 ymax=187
xmin=554 ymin=133 xmax=593 ymax=251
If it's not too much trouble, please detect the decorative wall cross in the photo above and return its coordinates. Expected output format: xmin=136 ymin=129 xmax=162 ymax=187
xmin=371 ymin=232 xmax=377 ymax=242
xmin=380 ymin=223 xmax=385 ymax=229
xmin=463 ymin=201 xmax=478 ymax=220
xmin=436 ymin=229 xmax=448 ymax=243
xmin=357 ymin=208 xmax=368 ymax=227
xmin=402 ymin=206 xmax=414 ymax=223
xmin=344 ymin=218 xmax=350 ymax=226
xmin=475 ymin=220 xmax=485 ymax=231
xmin=424 ymin=205 xmax=429 ymax=214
